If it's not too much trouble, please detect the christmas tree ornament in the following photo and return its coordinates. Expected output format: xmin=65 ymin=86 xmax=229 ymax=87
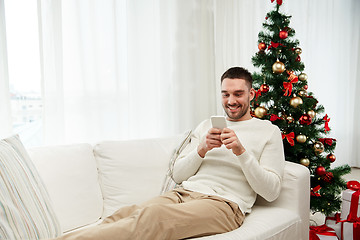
xmin=294 ymin=47 xmax=302 ymax=55
xmin=254 ymin=106 xmax=267 ymax=118
xmin=300 ymin=158 xmax=310 ymax=166
xmin=296 ymin=134 xmax=307 ymax=143
xmin=260 ymin=83 xmax=270 ymax=93
xmin=272 ymin=60 xmax=285 ymax=74
xmin=298 ymin=73 xmax=308 ymax=81
xmin=286 ymin=115 xmax=294 ymax=123
xmin=313 ymin=141 xmax=325 ymax=154
xmin=296 ymin=55 xmax=301 ymax=62
xmin=298 ymin=90 xmax=307 ymax=97
xmin=290 ymin=96 xmax=303 ymax=108
xmin=307 ymin=110 xmax=316 ymax=119
xmin=327 ymin=153 xmax=336 ymax=163
xmin=315 ymin=166 xmax=326 ymax=176
xmin=299 ymin=113 xmax=312 ymax=125
xmin=303 ymin=85 xmax=308 ymax=90
xmin=258 ymin=42 xmax=267 ymax=51
xmin=322 ymin=172 xmax=334 ymax=183
xmin=279 ymin=30 xmax=288 ymax=39
xmin=323 ymin=114 xmax=331 ymax=132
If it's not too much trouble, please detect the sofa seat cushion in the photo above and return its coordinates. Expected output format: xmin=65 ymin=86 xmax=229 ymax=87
xmin=94 ymin=135 xmax=183 ymax=218
xmin=196 ymin=206 xmax=301 ymax=240
xmin=29 ymin=143 xmax=103 ymax=233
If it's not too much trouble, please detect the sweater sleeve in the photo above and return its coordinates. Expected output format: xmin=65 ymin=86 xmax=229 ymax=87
xmin=172 ymin=122 xmax=206 ymax=184
xmin=237 ymin=126 xmax=285 ymax=202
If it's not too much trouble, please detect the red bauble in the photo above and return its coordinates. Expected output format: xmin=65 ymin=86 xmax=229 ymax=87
xmin=260 ymin=83 xmax=270 ymax=93
xmin=258 ymin=42 xmax=266 ymax=51
xmin=279 ymin=30 xmax=288 ymax=39
xmin=299 ymin=114 xmax=312 ymax=125
xmin=327 ymin=153 xmax=336 ymax=163
xmin=296 ymin=55 xmax=301 ymax=62
xmin=316 ymin=166 xmax=326 ymax=176
xmin=303 ymin=85 xmax=308 ymax=90
xmin=322 ymin=172 xmax=334 ymax=183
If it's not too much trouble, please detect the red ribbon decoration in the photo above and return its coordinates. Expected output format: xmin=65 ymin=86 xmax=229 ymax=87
xmin=270 ymin=114 xmax=282 ymax=122
xmin=271 ymin=0 xmax=283 ymax=6
xmin=326 ymin=213 xmax=341 ymax=223
xmin=283 ymin=71 xmax=299 ymax=96
xmin=319 ymin=138 xmax=336 ymax=146
xmin=267 ymin=41 xmax=285 ymax=50
xmin=309 ymin=225 xmax=337 ymax=240
xmin=282 ymin=132 xmax=295 ymax=146
xmin=255 ymin=89 xmax=262 ymax=101
xmin=323 ymin=114 xmax=331 ymax=132
xmin=311 ymin=185 xmax=321 ymax=197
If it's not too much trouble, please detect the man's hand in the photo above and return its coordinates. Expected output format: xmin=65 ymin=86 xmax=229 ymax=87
xmin=220 ymin=128 xmax=245 ymax=156
xmin=197 ymin=128 xmax=222 ymax=158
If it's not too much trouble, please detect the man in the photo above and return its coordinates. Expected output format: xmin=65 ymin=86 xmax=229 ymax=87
xmin=57 ymin=67 xmax=285 ymax=240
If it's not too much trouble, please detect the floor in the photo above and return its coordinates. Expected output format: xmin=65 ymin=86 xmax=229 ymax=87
xmin=310 ymin=167 xmax=360 ymax=226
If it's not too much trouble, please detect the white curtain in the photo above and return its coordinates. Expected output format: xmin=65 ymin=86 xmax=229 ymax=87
xmin=38 ymin=0 xmax=217 ymax=145
xmin=2 ymin=0 xmax=360 ymax=166
xmin=0 ymin=0 xmax=12 ymax=137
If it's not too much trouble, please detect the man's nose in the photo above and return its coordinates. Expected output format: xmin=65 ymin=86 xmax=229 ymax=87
xmin=228 ymin=95 xmax=237 ymax=105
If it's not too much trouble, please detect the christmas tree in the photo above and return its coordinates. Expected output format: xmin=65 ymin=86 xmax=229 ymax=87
xmin=250 ymin=0 xmax=351 ymax=216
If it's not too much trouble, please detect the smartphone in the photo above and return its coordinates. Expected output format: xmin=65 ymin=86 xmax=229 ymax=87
xmin=211 ymin=116 xmax=227 ymax=130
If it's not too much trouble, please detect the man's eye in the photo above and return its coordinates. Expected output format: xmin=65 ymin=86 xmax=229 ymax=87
xmin=222 ymin=94 xmax=229 ymax=97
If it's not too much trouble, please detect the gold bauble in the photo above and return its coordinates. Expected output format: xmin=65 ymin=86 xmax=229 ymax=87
xmin=308 ymin=110 xmax=316 ymax=119
xmin=294 ymin=47 xmax=302 ymax=55
xmin=300 ymin=158 xmax=310 ymax=167
xmin=298 ymin=73 xmax=308 ymax=81
xmin=296 ymin=134 xmax=307 ymax=143
xmin=314 ymin=141 xmax=325 ymax=154
xmin=272 ymin=60 xmax=285 ymax=74
xmin=254 ymin=106 xmax=267 ymax=118
xmin=290 ymin=96 xmax=303 ymax=108
xmin=298 ymin=90 xmax=307 ymax=97
xmin=286 ymin=116 xmax=294 ymax=123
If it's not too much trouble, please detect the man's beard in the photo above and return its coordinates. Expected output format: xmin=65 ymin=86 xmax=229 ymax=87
xmin=223 ymin=98 xmax=250 ymax=121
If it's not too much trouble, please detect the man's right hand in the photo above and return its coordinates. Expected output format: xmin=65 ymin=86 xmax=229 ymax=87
xmin=197 ymin=128 xmax=223 ymax=158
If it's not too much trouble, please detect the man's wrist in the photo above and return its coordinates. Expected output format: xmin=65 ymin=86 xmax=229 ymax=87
xmin=197 ymin=146 xmax=207 ymax=158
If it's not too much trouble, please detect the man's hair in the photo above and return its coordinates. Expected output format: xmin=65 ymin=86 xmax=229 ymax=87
xmin=221 ymin=67 xmax=253 ymax=88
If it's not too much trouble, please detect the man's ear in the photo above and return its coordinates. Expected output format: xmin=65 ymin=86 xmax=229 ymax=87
xmin=249 ymin=88 xmax=256 ymax=101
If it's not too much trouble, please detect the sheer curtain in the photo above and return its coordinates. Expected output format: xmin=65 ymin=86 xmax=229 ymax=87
xmin=37 ymin=0 xmax=217 ymax=145
xmin=0 ymin=0 xmax=12 ymax=137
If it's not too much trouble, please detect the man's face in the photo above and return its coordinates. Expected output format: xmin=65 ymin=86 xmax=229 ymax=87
xmin=221 ymin=78 xmax=255 ymax=121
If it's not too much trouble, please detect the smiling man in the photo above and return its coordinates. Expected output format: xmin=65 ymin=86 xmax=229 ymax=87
xmin=56 ymin=67 xmax=285 ymax=240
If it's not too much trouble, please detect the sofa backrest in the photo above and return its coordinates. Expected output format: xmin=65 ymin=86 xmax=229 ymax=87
xmin=94 ymin=135 xmax=182 ymax=218
xmin=29 ymin=143 xmax=103 ymax=233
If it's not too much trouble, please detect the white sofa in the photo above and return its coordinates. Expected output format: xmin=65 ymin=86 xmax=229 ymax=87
xmin=27 ymin=134 xmax=310 ymax=240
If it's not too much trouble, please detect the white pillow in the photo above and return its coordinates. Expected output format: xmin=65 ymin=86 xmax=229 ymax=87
xmin=0 ymin=135 xmax=61 ymax=239
xmin=160 ymin=130 xmax=192 ymax=194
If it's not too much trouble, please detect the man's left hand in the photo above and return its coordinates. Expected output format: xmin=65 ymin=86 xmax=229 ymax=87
xmin=220 ymin=128 xmax=246 ymax=156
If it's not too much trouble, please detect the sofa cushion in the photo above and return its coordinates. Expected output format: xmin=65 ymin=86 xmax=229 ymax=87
xmin=0 ymin=135 xmax=61 ymax=239
xmin=29 ymin=143 xmax=103 ymax=233
xmin=94 ymin=135 xmax=183 ymax=218
xmin=161 ymin=130 xmax=192 ymax=194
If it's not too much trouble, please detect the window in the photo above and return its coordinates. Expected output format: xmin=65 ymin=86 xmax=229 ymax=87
xmin=4 ymin=0 xmax=42 ymax=146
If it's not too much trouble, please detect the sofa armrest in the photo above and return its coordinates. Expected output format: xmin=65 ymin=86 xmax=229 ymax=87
xmin=255 ymin=161 xmax=310 ymax=240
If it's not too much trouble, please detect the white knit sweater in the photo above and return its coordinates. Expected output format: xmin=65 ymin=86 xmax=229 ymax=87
xmin=172 ymin=117 xmax=285 ymax=214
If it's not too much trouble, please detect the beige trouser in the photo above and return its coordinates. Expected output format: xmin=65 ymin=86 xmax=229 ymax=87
xmin=57 ymin=188 xmax=244 ymax=240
